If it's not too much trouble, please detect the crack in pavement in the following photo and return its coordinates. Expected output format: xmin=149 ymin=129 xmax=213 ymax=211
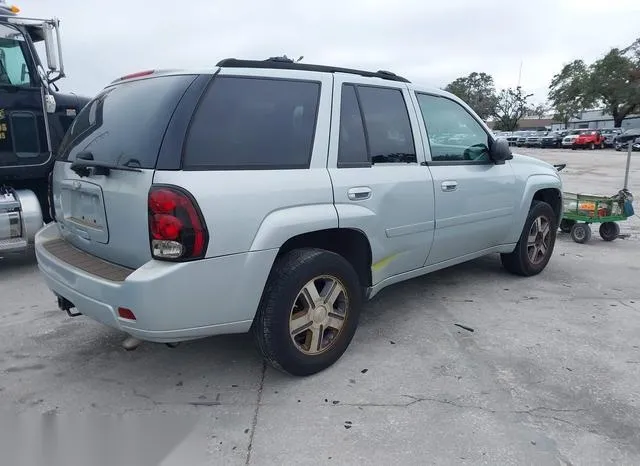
xmin=245 ymin=361 xmax=266 ymax=466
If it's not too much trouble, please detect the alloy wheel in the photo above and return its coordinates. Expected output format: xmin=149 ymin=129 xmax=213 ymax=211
xmin=289 ymin=275 xmax=349 ymax=355
xmin=527 ymin=215 xmax=552 ymax=265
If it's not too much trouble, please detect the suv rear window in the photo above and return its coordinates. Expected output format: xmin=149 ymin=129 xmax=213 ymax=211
xmin=57 ymin=74 xmax=196 ymax=168
xmin=183 ymin=76 xmax=321 ymax=170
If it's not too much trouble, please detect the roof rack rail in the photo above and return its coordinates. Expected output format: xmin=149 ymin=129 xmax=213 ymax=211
xmin=215 ymin=57 xmax=410 ymax=83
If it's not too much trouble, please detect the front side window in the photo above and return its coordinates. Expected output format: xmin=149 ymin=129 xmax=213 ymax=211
xmin=0 ymin=25 xmax=31 ymax=87
xmin=183 ymin=76 xmax=321 ymax=170
xmin=416 ymin=93 xmax=490 ymax=162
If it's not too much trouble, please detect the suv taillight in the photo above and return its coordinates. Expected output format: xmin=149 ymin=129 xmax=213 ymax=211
xmin=148 ymin=186 xmax=208 ymax=261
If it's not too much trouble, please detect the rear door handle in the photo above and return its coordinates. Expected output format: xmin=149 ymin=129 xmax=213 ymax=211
xmin=347 ymin=187 xmax=372 ymax=201
xmin=441 ymin=181 xmax=458 ymax=192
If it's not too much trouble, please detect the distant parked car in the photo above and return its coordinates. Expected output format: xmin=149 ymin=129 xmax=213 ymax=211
xmin=525 ymin=131 xmax=549 ymax=147
xmin=572 ymin=130 xmax=605 ymax=150
xmin=505 ymin=132 xmax=519 ymax=146
xmin=614 ymin=128 xmax=640 ymax=151
xmin=540 ymin=132 xmax=563 ymax=148
xmin=562 ymin=129 xmax=589 ymax=148
xmin=516 ymin=131 xmax=534 ymax=147
xmin=600 ymin=128 xmax=622 ymax=148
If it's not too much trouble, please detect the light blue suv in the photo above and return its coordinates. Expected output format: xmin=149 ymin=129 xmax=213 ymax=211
xmin=35 ymin=57 xmax=563 ymax=376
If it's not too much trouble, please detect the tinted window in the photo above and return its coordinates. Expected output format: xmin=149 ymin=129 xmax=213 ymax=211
xmin=57 ymin=75 xmax=196 ymax=168
xmin=416 ymin=94 xmax=490 ymax=162
xmin=0 ymin=25 xmax=31 ymax=87
xmin=357 ymin=86 xmax=416 ymax=164
xmin=337 ymin=85 xmax=368 ymax=167
xmin=183 ymin=77 xmax=320 ymax=170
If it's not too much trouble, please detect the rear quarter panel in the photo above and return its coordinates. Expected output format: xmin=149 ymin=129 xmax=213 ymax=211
xmin=153 ymin=68 xmax=337 ymax=258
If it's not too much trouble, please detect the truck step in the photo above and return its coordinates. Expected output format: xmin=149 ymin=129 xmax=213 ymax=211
xmin=0 ymin=237 xmax=28 ymax=252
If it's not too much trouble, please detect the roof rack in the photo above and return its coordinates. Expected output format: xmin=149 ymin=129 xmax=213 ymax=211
xmin=215 ymin=57 xmax=410 ymax=83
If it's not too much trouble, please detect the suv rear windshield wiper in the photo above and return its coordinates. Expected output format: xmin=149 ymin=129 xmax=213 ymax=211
xmin=69 ymin=152 xmax=143 ymax=177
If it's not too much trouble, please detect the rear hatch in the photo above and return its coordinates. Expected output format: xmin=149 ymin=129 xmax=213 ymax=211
xmin=51 ymin=73 xmax=198 ymax=269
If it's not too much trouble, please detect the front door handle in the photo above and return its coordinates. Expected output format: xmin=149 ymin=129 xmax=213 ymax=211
xmin=441 ymin=181 xmax=458 ymax=192
xmin=347 ymin=187 xmax=372 ymax=201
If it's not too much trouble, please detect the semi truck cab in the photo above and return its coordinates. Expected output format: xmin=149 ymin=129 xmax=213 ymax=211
xmin=0 ymin=1 xmax=89 ymax=254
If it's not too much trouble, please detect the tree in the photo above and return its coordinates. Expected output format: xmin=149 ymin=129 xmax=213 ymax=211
xmin=548 ymin=38 xmax=640 ymax=128
xmin=589 ymin=43 xmax=640 ymax=127
xmin=492 ymin=87 xmax=533 ymax=131
xmin=528 ymin=103 xmax=550 ymax=119
xmin=548 ymin=60 xmax=591 ymax=126
xmin=444 ymin=72 xmax=498 ymax=120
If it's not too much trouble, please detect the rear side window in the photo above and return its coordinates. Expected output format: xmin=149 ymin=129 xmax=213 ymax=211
xmin=183 ymin=76 xmax=320 ymax=170
xmin=57 ymin=75 xmax=196 ymax=168
xmin=336 ymin=84 xmax=417 ymax=166
xmin=337 ymin=85 xmax=369 ymax=167
xmin=357 ymin=86 xmax=416 ymax=164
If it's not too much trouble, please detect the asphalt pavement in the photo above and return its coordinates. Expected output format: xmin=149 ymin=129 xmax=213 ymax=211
xmin=1 ymin=148 xmax=639 ymax=465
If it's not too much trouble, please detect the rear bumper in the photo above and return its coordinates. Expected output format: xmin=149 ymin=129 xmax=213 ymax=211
xmin=35 ymin=223 xmax=278 ymax=343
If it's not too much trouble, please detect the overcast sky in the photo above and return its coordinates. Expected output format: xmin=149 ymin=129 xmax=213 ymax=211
xmin=22 ymin=0 xmax=640 ymax=104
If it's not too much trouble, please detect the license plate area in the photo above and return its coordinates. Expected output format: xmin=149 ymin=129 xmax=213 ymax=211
xmin=59 ymin=179 xmax=109 ymax=244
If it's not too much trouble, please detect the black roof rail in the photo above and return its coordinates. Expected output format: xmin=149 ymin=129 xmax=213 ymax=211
xmin=215 ymin=57 xmax=411 ymax=83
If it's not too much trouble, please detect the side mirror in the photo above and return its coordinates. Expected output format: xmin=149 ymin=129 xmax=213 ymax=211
xmin=490 ymin=137 xmax=512 ymax=164
xmin=42 ymin=23 xmax=59 ymax=71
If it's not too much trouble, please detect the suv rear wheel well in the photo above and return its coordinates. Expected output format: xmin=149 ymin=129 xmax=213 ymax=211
xmin=277 ymin=229 xmax=372 ymax=288
xmin=532 ymin=188 xmax=562 ymax=222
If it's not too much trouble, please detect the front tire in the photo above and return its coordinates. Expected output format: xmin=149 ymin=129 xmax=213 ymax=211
xmin=501 ymin=201 xmax=557 ymax=276
xmin=252 ymin=248 xmax=362 ymax=376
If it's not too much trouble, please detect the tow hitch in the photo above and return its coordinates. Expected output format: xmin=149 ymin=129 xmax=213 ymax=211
xmin=57 ymin=295 xmax=81 ymax=317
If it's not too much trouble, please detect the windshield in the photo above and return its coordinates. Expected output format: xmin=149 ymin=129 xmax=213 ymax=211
xmin=0 ymin=24 xmax=32 ymax=87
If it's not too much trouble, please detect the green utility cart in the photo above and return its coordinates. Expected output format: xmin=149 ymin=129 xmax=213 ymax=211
xmin=559 ymin=191 xmax=633 ymax=243
xmin=557 ymin=141 xmax=635 ymax=244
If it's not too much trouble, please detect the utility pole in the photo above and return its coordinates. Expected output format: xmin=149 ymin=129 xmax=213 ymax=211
xmin=517 ymin=60 xmax=523 ymax=88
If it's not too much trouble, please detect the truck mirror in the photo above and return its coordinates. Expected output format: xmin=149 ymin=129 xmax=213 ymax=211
xmin=42 ymin=23 xmax=58 ymax=71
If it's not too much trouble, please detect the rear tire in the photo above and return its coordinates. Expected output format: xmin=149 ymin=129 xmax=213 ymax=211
xmin=501 ymin=201 xmax=557 ymax=277
xmin=599 ymin=222 xmax=620 ymax=241
xmin=570 ymin=223 xmax=591 ymax=243
xmin=252 ymin=248 xmax=362 ymax=376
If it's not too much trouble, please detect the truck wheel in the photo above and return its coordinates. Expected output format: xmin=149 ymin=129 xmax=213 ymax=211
xmin=501 ymin=201 xmax=557 ymax=277
xmin=589 ymin=142 xmax=595 ymax=150
xmin=599 ymin=222 xmax=620 ymax=241
xmin=559 ymin=219 xmax=576 ymax=233
xmin=252 ymin=248 xmax=362 ymax=376
xmin=600 ymin=142 xmax=605 ymax=149
xmin=570 ymin=223 xmax=591 ymax=243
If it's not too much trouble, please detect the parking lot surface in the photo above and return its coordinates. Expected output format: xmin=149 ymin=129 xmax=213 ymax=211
xmin=1 ymin=149 xmax=639 ymax=465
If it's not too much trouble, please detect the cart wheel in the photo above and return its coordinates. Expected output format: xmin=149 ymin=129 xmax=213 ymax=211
xmin=599 ymin=222 xmax=620 ymax=241
xmin=559 ymin=219 xmax=576 ymax=233
xmin=570 ymin=223 xmax=591 ymax=243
